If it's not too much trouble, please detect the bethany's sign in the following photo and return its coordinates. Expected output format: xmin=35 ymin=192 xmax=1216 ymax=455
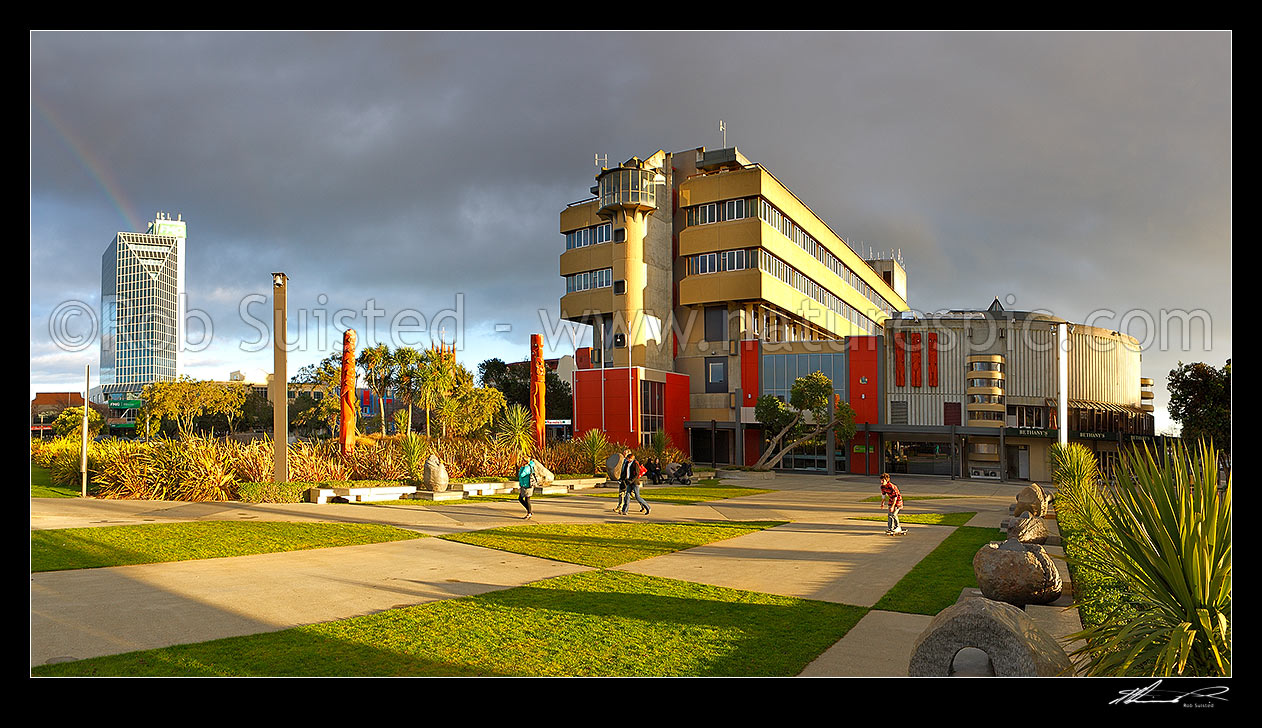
xmin=1005 ymin=427 xmax=1055 ymax=438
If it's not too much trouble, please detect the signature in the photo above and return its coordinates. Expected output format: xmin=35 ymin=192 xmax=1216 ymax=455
xmin=1110 ymin=680 xmax=1229 ymax=705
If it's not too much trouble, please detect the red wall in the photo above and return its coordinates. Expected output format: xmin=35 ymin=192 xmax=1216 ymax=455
xmin=848 ymin=336 xmax=881 ymax=474
xmin=665 ymin=372 xmax=690 ymax=456
xmin=740 ymin=340 xmax=760 ymax=408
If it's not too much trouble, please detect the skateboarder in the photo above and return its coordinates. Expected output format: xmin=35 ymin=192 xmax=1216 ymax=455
xmin=879 ymin=473 xmax=905 ymax=534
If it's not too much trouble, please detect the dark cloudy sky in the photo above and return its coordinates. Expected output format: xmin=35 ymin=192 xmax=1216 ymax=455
xmin=30 ymin=31 xmax=1231 ymax=433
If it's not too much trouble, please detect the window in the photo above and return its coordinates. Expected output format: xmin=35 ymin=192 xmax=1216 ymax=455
xmin=613 ymin=280 xmax=626 ymax=295
xmin=705 ymin=356 xmax=728 ymax=393
xmin=705 ymin=306 xmax=728 ymax=342
xmin=640 ymin=380 xmax=665 ymax=445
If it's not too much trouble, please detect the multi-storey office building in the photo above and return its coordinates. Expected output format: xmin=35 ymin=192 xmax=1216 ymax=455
xmin=877 ymin=299 xmax=1155 ymax=482
xmin=99 ymin=212 xmax=187 ymax=431
xmin=560 ymin=147 xmax=909 ymax=468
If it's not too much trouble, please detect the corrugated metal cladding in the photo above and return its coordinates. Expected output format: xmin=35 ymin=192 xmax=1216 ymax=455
xmin=1004 ymin=327 xmax=1057 ymax=398
xmin=887 ymin=393 xmax=960 ymax=425
xmin=1069 ymin=331 xmax=1142 ymax=406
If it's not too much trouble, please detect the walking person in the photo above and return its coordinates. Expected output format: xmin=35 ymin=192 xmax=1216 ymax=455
xmin=879 ymin=473 xmax=904 ymax=534
xmin=613 ymin=450 xmax=630 ymax=513
xmin=619 ymin=451 xmax=644 ymax=515
xmin=627 ymin=454 xmax=651 ymax=516
xmin=517 ymin=454 xmax=537 ymax=519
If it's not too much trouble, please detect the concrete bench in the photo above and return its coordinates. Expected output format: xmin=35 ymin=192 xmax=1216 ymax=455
xmin=307 ymin=485 xmax=418 ymax=504
xmin=407 ymin=489 xmax=467 ymax=502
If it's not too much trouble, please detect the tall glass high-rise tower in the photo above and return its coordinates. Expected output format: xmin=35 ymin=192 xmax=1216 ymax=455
xmin=100 ymin=212 xmax=186 ymax=398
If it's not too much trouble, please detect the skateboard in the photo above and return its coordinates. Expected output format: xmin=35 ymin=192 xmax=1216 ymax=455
xmin=886 ymin=529 xmax=908 ymax=536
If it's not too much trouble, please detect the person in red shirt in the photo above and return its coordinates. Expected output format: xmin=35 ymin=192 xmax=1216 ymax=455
xmin=879 ymin=473 xmax=905 ymax=534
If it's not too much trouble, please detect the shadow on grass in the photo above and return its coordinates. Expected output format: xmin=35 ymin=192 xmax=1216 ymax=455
xmin=872 ymin=525 xmax=999 ymax=616
xmin=34 ymin=570 xmax=867 ymax=677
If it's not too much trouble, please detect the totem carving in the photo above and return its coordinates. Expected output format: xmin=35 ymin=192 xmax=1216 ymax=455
xmin=530 ymin=333 xmax=546 ymax=450
xmin=339 ymin=329 xmax=357 ymax=458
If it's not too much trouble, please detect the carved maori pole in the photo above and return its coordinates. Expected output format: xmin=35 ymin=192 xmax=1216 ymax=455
xmin=339 ymin=329 xmax=357 ymax=458
xmin=530 ymin=333 xmax=546 ymax=451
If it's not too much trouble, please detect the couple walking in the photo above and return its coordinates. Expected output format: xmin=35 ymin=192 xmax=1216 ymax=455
xmin=613 ymin=450 xmax=651 ymax=516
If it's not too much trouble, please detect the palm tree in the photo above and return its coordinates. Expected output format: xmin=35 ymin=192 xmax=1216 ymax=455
xmin=393 ymin=347 xmax=422 ymax=434
xmin=357 ymin=344 xmax=396 ymax=435
xmin=496 ymin=404 xmax=535 ymax=461
xmin=417 ymin=348 xmax=456 ymax=438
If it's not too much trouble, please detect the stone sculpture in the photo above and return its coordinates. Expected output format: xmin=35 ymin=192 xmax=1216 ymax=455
xmin=972 ymin=538 xmax=1062 ymax=607
xmin=606 ymin=452 xmax=624 ymax=481
xmin=339 ymin=329 xmax=357 ymax=458
xmin=908 ymin=597 xmax=1073 ymax=676
xmin=424 ymin=454 xmax=450 ymax=492
xmin=1006 ymin=512 xmax=1049 ymax=545
xmin=1014 ymin=483 xmax=1048 ymax=518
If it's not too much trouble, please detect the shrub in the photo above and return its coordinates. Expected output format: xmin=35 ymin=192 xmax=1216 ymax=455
xmin=237 ymin=481 xmax=309 ymax=503
xmin=1066 ymin=441 xmax=1231 ymax=676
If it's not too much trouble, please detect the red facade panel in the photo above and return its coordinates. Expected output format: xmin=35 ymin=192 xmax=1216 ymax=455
xmin=740 ymin=340 xmax=760 ymax=407
xmin=665 ymin=372 xmax=691 ymax=456
xmin=848 ymin=337 xmax=882 ymax=475
xmin=909 ymin=332 xmax=922 ymax=388
xmin=927 ymin=333 xmax=938 ymax=387
xmin=893 ymin=332 xmax=906 ymax=387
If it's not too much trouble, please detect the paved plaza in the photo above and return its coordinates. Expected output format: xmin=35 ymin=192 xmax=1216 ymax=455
xmin=30 ymin=472 xmax=1077 ymax=675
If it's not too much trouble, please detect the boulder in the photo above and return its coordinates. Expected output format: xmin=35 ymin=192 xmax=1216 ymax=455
xmin=605 ymin=453 xmax=625 ymax=481
xmin=1015 ymin=483 xmax=1048 ymax=518
xmin=908 ymin=597 xmax=1073 ymax=676
xmin=532 ymin=459 xmax=555 ymax=485
xmin=1007 ymin=512 xmax=1049 ymax=545
xmin=972 ymin=538 xmax=1062 ymax=607
xmin=423 ymin=454 xmax=450 ymax=492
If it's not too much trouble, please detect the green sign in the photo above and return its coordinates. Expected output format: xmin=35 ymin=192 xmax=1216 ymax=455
xmin=1005 ymin=428 xmax=1055 ymax=438
xmin=109 ymin=422 xmax=137 ymax=429
xmin=155 ymin=221 xmax=186 ymax=238
xmin=853 ymin=445 xmax=874 ymax=454
xmin=113 ymin=399 xmax=143 ymax=410
xmin=1073 ymin=431 xmax=1111 ymax=440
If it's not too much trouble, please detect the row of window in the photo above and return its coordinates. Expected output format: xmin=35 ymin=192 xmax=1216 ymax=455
xmin=967 ymin=394 xmax=1004 ymax=405
xmin=685 ymin=248 xmax=755 ymax=276
xmin=564 ymin=267 xmax=613 ymax=293
xmin=683 ymin=249 xmax=881 ymax=335
xmin=966 ymin=377 xmax=1005 ymax=389
xmin=683 ymin=196 xmax=901 ymax=319
xmin=564 ymin=222 xmax=613 ymax=250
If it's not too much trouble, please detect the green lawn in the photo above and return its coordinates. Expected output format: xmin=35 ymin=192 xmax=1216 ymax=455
xmin=592 ymin=482 xmax=774 ymax=505
xmin=441 ymin=521 xmax=787 ymax=568
xmin=31 ymin=521 xmax=425 ymax=572
xmin=31 ymin=465 xmax=81 ymax=498
xmin=858 ymin=495 xmax=965 ymax=502
xmin=849 ymin=512 xmax=978 ymax=527
xmin=872 ymin=525 xmax=999 ymax=615
xmin=31 ymin=570 xmax=868 ymax=677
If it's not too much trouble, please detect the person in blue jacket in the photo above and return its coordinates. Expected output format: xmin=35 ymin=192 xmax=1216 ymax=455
xmin=517 ymin=454 xmax=536 ymax=519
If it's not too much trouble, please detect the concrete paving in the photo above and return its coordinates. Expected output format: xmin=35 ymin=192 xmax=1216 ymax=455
xmin=30 ymin=472 xmax=1078 ymax=674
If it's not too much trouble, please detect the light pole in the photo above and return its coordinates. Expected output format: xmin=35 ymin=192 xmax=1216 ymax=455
xmin=272 ymin=272 xmax=288 ymax=485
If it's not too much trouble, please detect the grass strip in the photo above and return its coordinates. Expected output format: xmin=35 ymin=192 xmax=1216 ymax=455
xmin=31 ymin=521 xmax=424 ymax=572
xmin=858 ymin=495 xmax=965 ymax=502
xmin=31 ymin=466 xmax=81 ymax=498
xmin=32 ymin=570 xmax=867 ymax=677
xmin=591 ymin=484 xmax=774 ymax=505
xmin=872 ymin=525 xmax=999 ymax=615
xmin=849 ymin=512 xmax=978 ymax=527
xmin=1055 ymin=509 xmax=1136 ymax=629
xmin=441 ymin=521 xmax=786 ymax=568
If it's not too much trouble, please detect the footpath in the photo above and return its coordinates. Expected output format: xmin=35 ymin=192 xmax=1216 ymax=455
xmin=30 ymin=473 xmax=1079 ymax=675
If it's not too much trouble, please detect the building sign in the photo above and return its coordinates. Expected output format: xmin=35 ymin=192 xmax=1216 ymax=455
xmin=1073 ymin=431 xmax=1111 ymax=440
xmin=1005 ymin=428 xmax=1055 ymax=439
xmin=154 ymin=220 xmax=186 ymax=238
xmin=544 ymin=420 xmax=572 ymax=426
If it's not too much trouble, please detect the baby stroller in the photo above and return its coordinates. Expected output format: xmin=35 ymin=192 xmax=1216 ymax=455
xmin=664 ymin=461 xmax=694 ymax=485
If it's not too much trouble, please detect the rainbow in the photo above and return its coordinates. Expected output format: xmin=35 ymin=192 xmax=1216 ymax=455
xmin=32 ymin=94 xmax=142 ymax=233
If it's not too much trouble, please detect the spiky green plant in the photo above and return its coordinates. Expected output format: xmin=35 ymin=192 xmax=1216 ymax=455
xmin=1066 ymin=441 xmax=1231 ymax=676
xmin=399 ymin=431 xmax=428 ymax=483
xmin=496 ymin=404 xmax=535 ymax=461
xmin=577 ymin=429 xmax=611 ymax=476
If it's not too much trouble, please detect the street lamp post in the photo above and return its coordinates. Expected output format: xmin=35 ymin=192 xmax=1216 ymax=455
xmin=272 ymin=273 xmax=288 ymax=485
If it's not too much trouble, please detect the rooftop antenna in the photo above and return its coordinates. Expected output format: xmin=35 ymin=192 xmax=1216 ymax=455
xmin=595 ymin=153 xmax=607 ymax=170
xmin=719 ymin=120 xmax=727 ymax=148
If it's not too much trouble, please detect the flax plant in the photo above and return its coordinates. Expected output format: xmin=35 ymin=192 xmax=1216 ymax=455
xmin=1067 ymin=441 xmax=1231 ymax=676
xmin=496 ymin=404 xmax=536 ymax=462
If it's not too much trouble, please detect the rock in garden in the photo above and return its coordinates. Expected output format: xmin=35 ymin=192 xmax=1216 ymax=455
xmin=605 ymin=453 xmax=624 ymax=481
xmin=1006 ymin=512 xmax=1049 ymax=545
xmin=1015 ymin=483 xmax=1048 ymax=518
xmin=424 ymin=454 xmax=449 ymax=492
xmin=908 ymin=597 xmax=1073 ymax=676
xmin=972 ymin=538 xmax=1062 ymax=607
